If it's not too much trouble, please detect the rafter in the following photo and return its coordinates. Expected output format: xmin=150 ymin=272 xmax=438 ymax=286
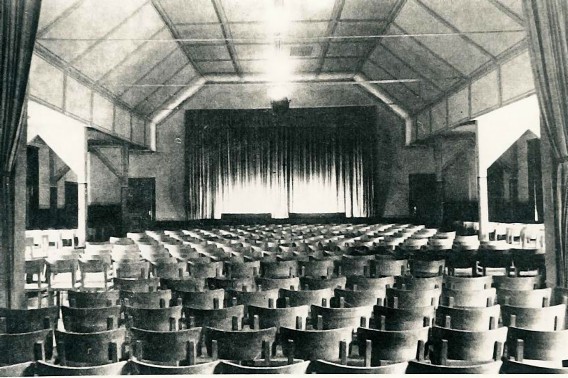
xmin=90 ymin=147 xmax=124 ymax=180
xmin=211 ymin=0 xmax=242 ymax=76
xmin=355 ymin=0 xmax=407 ymax=74
xmin=151 ymin=0 xmax=203 ymax=76
xmin=36 ymin=0 xmax=86 ymax=38
xmin=487 ymin=0 xmax=525 ymax=26
xmin=315 ymin=0 xmax=345 ymax=75
xmin=54 ymin=165 xmax=72 ymax=183
xmin=414 ymin=0 xmax=497 ymax=62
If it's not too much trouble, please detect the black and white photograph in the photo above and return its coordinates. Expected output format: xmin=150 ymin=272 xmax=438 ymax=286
xmin=0 ymin=0 xmax=563 ymax=375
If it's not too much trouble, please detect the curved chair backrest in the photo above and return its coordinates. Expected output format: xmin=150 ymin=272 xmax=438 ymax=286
xmin=373 ymin=305 xmax=435 ymax=331
xmin=61 ymin=305 xmax=121 ymax=333
xmin=221 ymin=360 xmax=311 ymax=374
xmin=299 ymin=259 xmax=335 ymax=278
xmin=506 ymin=326 xmax=568 ymax=361
xmin=334 ymin=288 xmax=385 ymax=307
xmin=501 ymin=360 xmax=568 ymax=374
xmin=126 ymin=305 xmax=183 ymax=332
xmin=121 ymin=289 xmax=172 ymax=309
xmin=161 ymin=277 xmax=207 ymax=292
xmin=357 ymin=326 xmax=429 ymax=363
xmin=300 ymin=276 xmax=347 ymax=290
xmin=225 ymin=260 xmax=260 ymax=278
xmin=501 ymin=304 xmax=566 ymax=331
xmin=435 ymin=305 xmax=501 ymax=331
xmin=55 ymin=328 xmax=127 ymax=366
xmin=310 ymin=304 xmax=374 ymax=330
xmin=395 ymin=275 xmax=442 ymax=291
xmin=36 ymin=360 xmax=129 ymax=376
xmin=248 ymin=305 xmax=310 ymax=329
xmin=493 ymin=275 xmax=543 ymax=290
xmin=371 ymin=257 xmax=408 ymax=277
xmin=260 ymin=260 xmax=298 ymax=278
xmin=0 ymin=328 xmax=53 ymax=365
xmin=440 ymin=287 xmax=496 ymax=308
xmin=311 ymin=359 xmax=409 ymax=374
xmin=207 ymin=276 xmax=256 ymax=291
xmin=0 ymin=306 xmax=58 ymax=333
xmin=114 ymin=277 xmax=160 ymax=292
xmin=430 ymin=325 xmax=507 ymax=362
xmin=384 ymin=287 xmax=440 ymax=308
xmin=187 ymin=261 xmax=223 ymax=279
xmin=442 ymin=275 xmax=493 ymax=291
xmin=409 ymin=259 xmax=445 ymax=278
xmin=346 ymin=275 xmax=395 ymax=290
xmin=279 ymin=287 xmax=333 ymax=307
xmin=130 ymin=326 xmax=202 ymax=364
xmin=255 ymin=276 xmax=300 ymax=290
xmin=279 ymin=326 xmax=354 ymax=361
xmin=68 ymin=289 xmax=120 ymax=308
xmin=152 ymin=261 xmax=188 ymax=280
xmin=336 ymin=255 xmax=374 ymax=277
xmin=227 ymin=287 xmax=280 ymax=308
xmin=115 ymin=261 xmax=150 ymax=279
xmin=496 ymin=288 xmax=552 ymax=308
xmin=183 ymin=305 xmax=245 ymax=330
xmin=205 ymin=326 xmax=277 ymax=360
xmin=177 ymin=289 xmax=225 ymax=309
xmin=131 ymin=359 xmax=221 ymax=375
xmin=407 ymin=360 xmax=503 ymax=374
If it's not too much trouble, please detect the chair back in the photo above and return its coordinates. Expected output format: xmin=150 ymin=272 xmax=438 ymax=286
xmin=373 ymin=305 xmax=435 ymax=331
xmin=357 ymin=326 xmax=430 ymax=363
xmin=204 ymin=326 xmax=277 ymax=360
xmin=55 ymin=328 xmax=127 ymax=366
xmin=61 ymin=305 xmax=121 ymax=333
xmin=435 ymin=305 xmax=501 ymax=331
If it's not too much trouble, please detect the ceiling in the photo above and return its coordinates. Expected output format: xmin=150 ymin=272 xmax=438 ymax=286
xmin=34 ymin=0 xmax=527 ymax=120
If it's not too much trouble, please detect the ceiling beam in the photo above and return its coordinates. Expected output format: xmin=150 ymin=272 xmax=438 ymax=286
xmin=367 ymin=56 xmax=424 ymax=101
xmin=414 ymin=0 xmax=497 ymax=62
xmin=36 ymin=0 xmax=86 ymax=38
xmin=315 ymin=0 xmax=345 ymax=75
xmin=355 ymin=0 xmax=407 ymax=74
xmin=151 ymin=76 xmax=206 ymax=125
xmin=211 ymin=0 xmax=242 ymax=76
xmin=90 ymin=146 xmax=124 ymax=180
xmin=488 ymin=0 xmax=525 ymax=26
xmin=151 ymin=0 xmax=203 ymax=76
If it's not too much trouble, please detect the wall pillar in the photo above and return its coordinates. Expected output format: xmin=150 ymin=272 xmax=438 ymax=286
xmin=433 ymin=140 xmax=445 ymax=227
xmin=48 ymin=149 xmax=58 ymax=227
xmin=77 ymin=183 xmax=88 ymax=247
xmin=120 ymin=143 xmax=129 ymax=235
xmin=477 ymin=174 xmax=490 ymax=241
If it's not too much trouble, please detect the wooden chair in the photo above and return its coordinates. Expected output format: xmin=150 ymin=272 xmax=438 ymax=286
xmin=407 ymin=360 xmax=503 ymax=374
xmin=395 ymin=275 xmax=442 ymax=290
xmin=440 ymin=287 xmax=496 ymax=308
xmin=67 ymin=289 xmax=120 ymax=308
xmin=501 ymin=304 xmax=566 ymax=331
xmin=121 ymin=289 xmax=172 ymax=309
xmin=126 ymin=305 xmax=183 ymax=332
xmin=373 ymin=305 xmax=435 ymax=331
xmin=187 ymin=261 xmax=223 ymax=279
xmin=225 ymin=260 xmax=260 ymax=278
xmin=221 ymin=359 xmax=311 ymax=374
xmin=207 ymin=276 xmax=256 ymax=291
xmin=357 ymin=326 xmax=430 ymax=363
xmin=300 ymin=275 xmax=346 ymax=290
xmin=500 ymin=360 xmax=568 ymax=374
xmin=279 ymin=287 xmax=333 ymax=307
xmin=176 ymin=289 xmax=225 ymax=310
xmin=336 ymin=255 xmax=374 ymax=277
xmin=0 ymin=306 xmax=58 ymax=333
xmin=61 ymin=305 xmax=121 ymax=333
xmin=496 ymin=287 xmax=552 ymax=308
xmin=152 ymin=261 xmax=188 ymax=280
xmin=279 ymin=324 xmax=354 ymax=361
xmin=161 ymin=277 xmax=207 ymax=292
xmin=255 ymin=276 xmax=300 ymax=290
xmin=130 ymin=326 xmax=203 ymax=365
xmin=0 ymin=361 xmax=36 ymax=377
xmin=435 ymin=305 xmax=500 ymax=331
xmin=45 ymin=258 xmax=79 ymax=305
xmin=299 ymin=259 xmax=335 ymax=278
xmin=370 ymin=256 xmax=408 ymax=277
xmin=504 ymin=326 xmax=568 ymax=364
xmin=24 ymin=258 xmax=47 ymax=293
xmin=346 ymin=274 xmax=395 ymax=290
xmin=248 ymin=305 xmax=310 ymax=329
xmin=78 ymin=258 xmax=111 ymax=289
xmin=0 ymin=329 xmax=53 ymax=365
xmin=493 ymin=274 xmax=543 ymax=290
xmin=334 ymin=287 xmax=385 ymax=307
xmin=260 ymin=259 xmax=298 ymax=278
xmin=227 ymin=287 xmax=280 ymax=309
xmin=54 ymin=328 xmax=128 ymax=366
xmin=35 ymin=360 xmax=131 ymax=376
xmin=429 ymin=325 xmax=507 ymax=362
xmin=442 ymin=274 xmax=493 ymax=291
xmin=183 ymin=304 xmax=245 ymax=330
xmin=113 ymin=277 xmax=160 ymax=292
xmin=204 ymin=326 xmax=277 ymax=360
xmin=409 ymin=258 xmax=445 ymax=278
xmin=115 ymin=261 xmax=150 ymax=279
xmin=310 ymin=304 xmax=374 ymax=330
xmin=131 ymin=359 xmax=221 ymax=375
xmin=383 ymin=287 xmax=440 ymax=308
xmin=312 ymin=359 xmax=408 ymax=374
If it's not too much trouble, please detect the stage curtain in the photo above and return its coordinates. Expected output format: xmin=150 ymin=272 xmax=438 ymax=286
xmin=185 ymin=107 xmax=377 ymax=220
xmin=0 ymin=0 xmax=42 ymax=307
xmin=524 ymin=0 xmax=568 ymax=285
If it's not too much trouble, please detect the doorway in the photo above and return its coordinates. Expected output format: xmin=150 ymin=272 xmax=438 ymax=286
xmin=409 ymin=174 xmax=438 ymax=226
xmin=127 ymin=178 xmax=156 ymax=232
xmin=64 ymin=182 xmax=78 ymax=228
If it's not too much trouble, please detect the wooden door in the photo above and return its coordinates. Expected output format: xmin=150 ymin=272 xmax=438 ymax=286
xmin=127 ymin=178 xmax=156 ymax=232
xmin=64 ymin=182 xmax=78 ymax=228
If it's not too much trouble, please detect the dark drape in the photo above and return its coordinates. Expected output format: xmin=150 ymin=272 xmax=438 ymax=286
xmin=524 ymin=0 xmax=568 ymax=286
xmin=185 ymin=107 xmax=377 ymax=220
xmin=0 ymin=0 xmax=42 ymax=307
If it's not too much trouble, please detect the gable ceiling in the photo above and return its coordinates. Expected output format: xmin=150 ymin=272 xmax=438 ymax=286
xmin=34 ymin=0 xmax=527 ymax=120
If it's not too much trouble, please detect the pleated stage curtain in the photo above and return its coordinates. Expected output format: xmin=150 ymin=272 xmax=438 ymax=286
xmin=0 ymin=0 xmax=42 ymax=307
xmin=185 ymin=107 xmax=377 ymax=220
xmin=524 ymin=0 xmax=568 ymax=286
